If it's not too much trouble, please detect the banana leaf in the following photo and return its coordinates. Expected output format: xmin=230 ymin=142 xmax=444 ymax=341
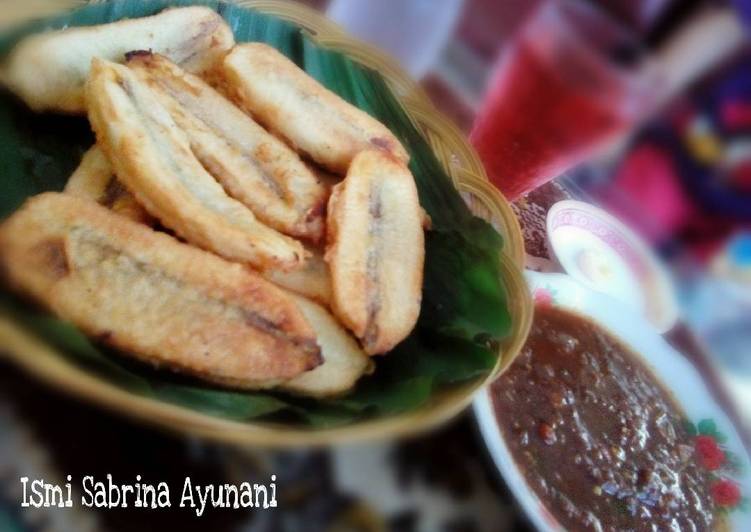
xmin=0 ymin=0 xmax=511 ymax=427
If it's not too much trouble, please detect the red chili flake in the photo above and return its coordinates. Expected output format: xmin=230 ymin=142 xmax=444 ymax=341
xmin=538 ymin=422 xmax=557 ymax=445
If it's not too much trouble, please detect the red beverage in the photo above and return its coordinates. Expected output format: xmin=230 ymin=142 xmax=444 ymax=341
xmin=471 ymin=0 xmax=655 ymax=200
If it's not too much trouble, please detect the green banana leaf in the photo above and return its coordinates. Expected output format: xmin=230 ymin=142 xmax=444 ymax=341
xmin=0 ymin=0 xmax=511 ymax=428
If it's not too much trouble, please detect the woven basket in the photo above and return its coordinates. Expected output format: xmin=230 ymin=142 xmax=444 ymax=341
xmin=0 ymin=0 xmax=533 ymax=447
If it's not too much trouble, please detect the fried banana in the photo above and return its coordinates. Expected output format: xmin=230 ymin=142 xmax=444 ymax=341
xmin=65 ymin=145 xmax=152 ymax=224
xmin=281 ymin=295 xmax=372 ymax=398
xmin=264 ymin=247 xmax=332 ymax=306
xmin=0 ymin=193 xmax=322 ymax=389
xmin=220 ymin=43 xmax=409 ymax=175
xmin=2 ymin=7 xmax=234 ymax=114
xmin=86 ymin=58 xmax=307 ymax=271
xmin=326 ymin=150 xmax=425 ymax=355
xmin=67 ymin=147 xmax=331 ymax=301
xmin=126 ymin=52 xmax=327 ymax=242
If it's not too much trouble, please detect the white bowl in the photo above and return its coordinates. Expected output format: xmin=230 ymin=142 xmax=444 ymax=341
xmin=474 ymin=272 xmax=751 ymax=532
xmin=547 ymin=200 xmax=679 ymax=333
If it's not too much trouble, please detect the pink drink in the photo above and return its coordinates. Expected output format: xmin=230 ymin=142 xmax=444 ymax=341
xmin=471 ymin=0 xmax=654 ymax=200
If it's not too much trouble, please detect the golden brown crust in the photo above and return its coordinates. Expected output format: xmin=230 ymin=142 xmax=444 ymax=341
xmin=2 ymin=7 xmax=235 ymax=114
xmin=126 ymin=52 xmax=328 ymax=242
xmin=326 ymin=150 xmax=425 ymax=355
xmin=264 ymin=246 xmax=332 ymax=307
xmin=85 ymin=58 xmax=308 ymax=271
xmin=220 ymin=43 xmax=409 ymax=175
xmin=0 ymin=193 xmax=322 ymax=389
xmin=281 ymin=295 xmax=373 ymax=398
xmin=65 ymin=145 xmax=153 ymax=225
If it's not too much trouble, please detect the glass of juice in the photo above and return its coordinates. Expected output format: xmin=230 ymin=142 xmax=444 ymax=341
xmin=470 ymin=0 xmax=657 ymax=200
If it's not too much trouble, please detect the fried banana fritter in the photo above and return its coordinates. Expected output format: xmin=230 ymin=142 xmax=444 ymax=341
xmin=126 ymin=52 xmax=327 ymax=242
xmin=281 ymin=295 xmax=372 ymax=398
xmin=265 ymin=247 xmax=332 ymax=307
xmin=2 ymin=7 xmax=234 ymax=114
xmin=86 ymin=58 xmax=307 ymax=271
xmin=0 ymin=193 xmax=322 ymax=389
xmin=65 ymin=145 xmax=152 ymax=224
xmin=68 ymin=143 xmax=330 ymax=303
xmin=220 ymin=43 xmax=409 ymax=175
xmin=326 ymin=150 xmax=425 ymax=355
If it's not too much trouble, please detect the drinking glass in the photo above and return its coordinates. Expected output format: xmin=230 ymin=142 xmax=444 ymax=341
xmin=470 ymin=0 xmax=657 ymax=200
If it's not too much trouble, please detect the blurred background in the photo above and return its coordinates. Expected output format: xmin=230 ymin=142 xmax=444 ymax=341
xmin=2 ymin=0 xmax=751 ymax=531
